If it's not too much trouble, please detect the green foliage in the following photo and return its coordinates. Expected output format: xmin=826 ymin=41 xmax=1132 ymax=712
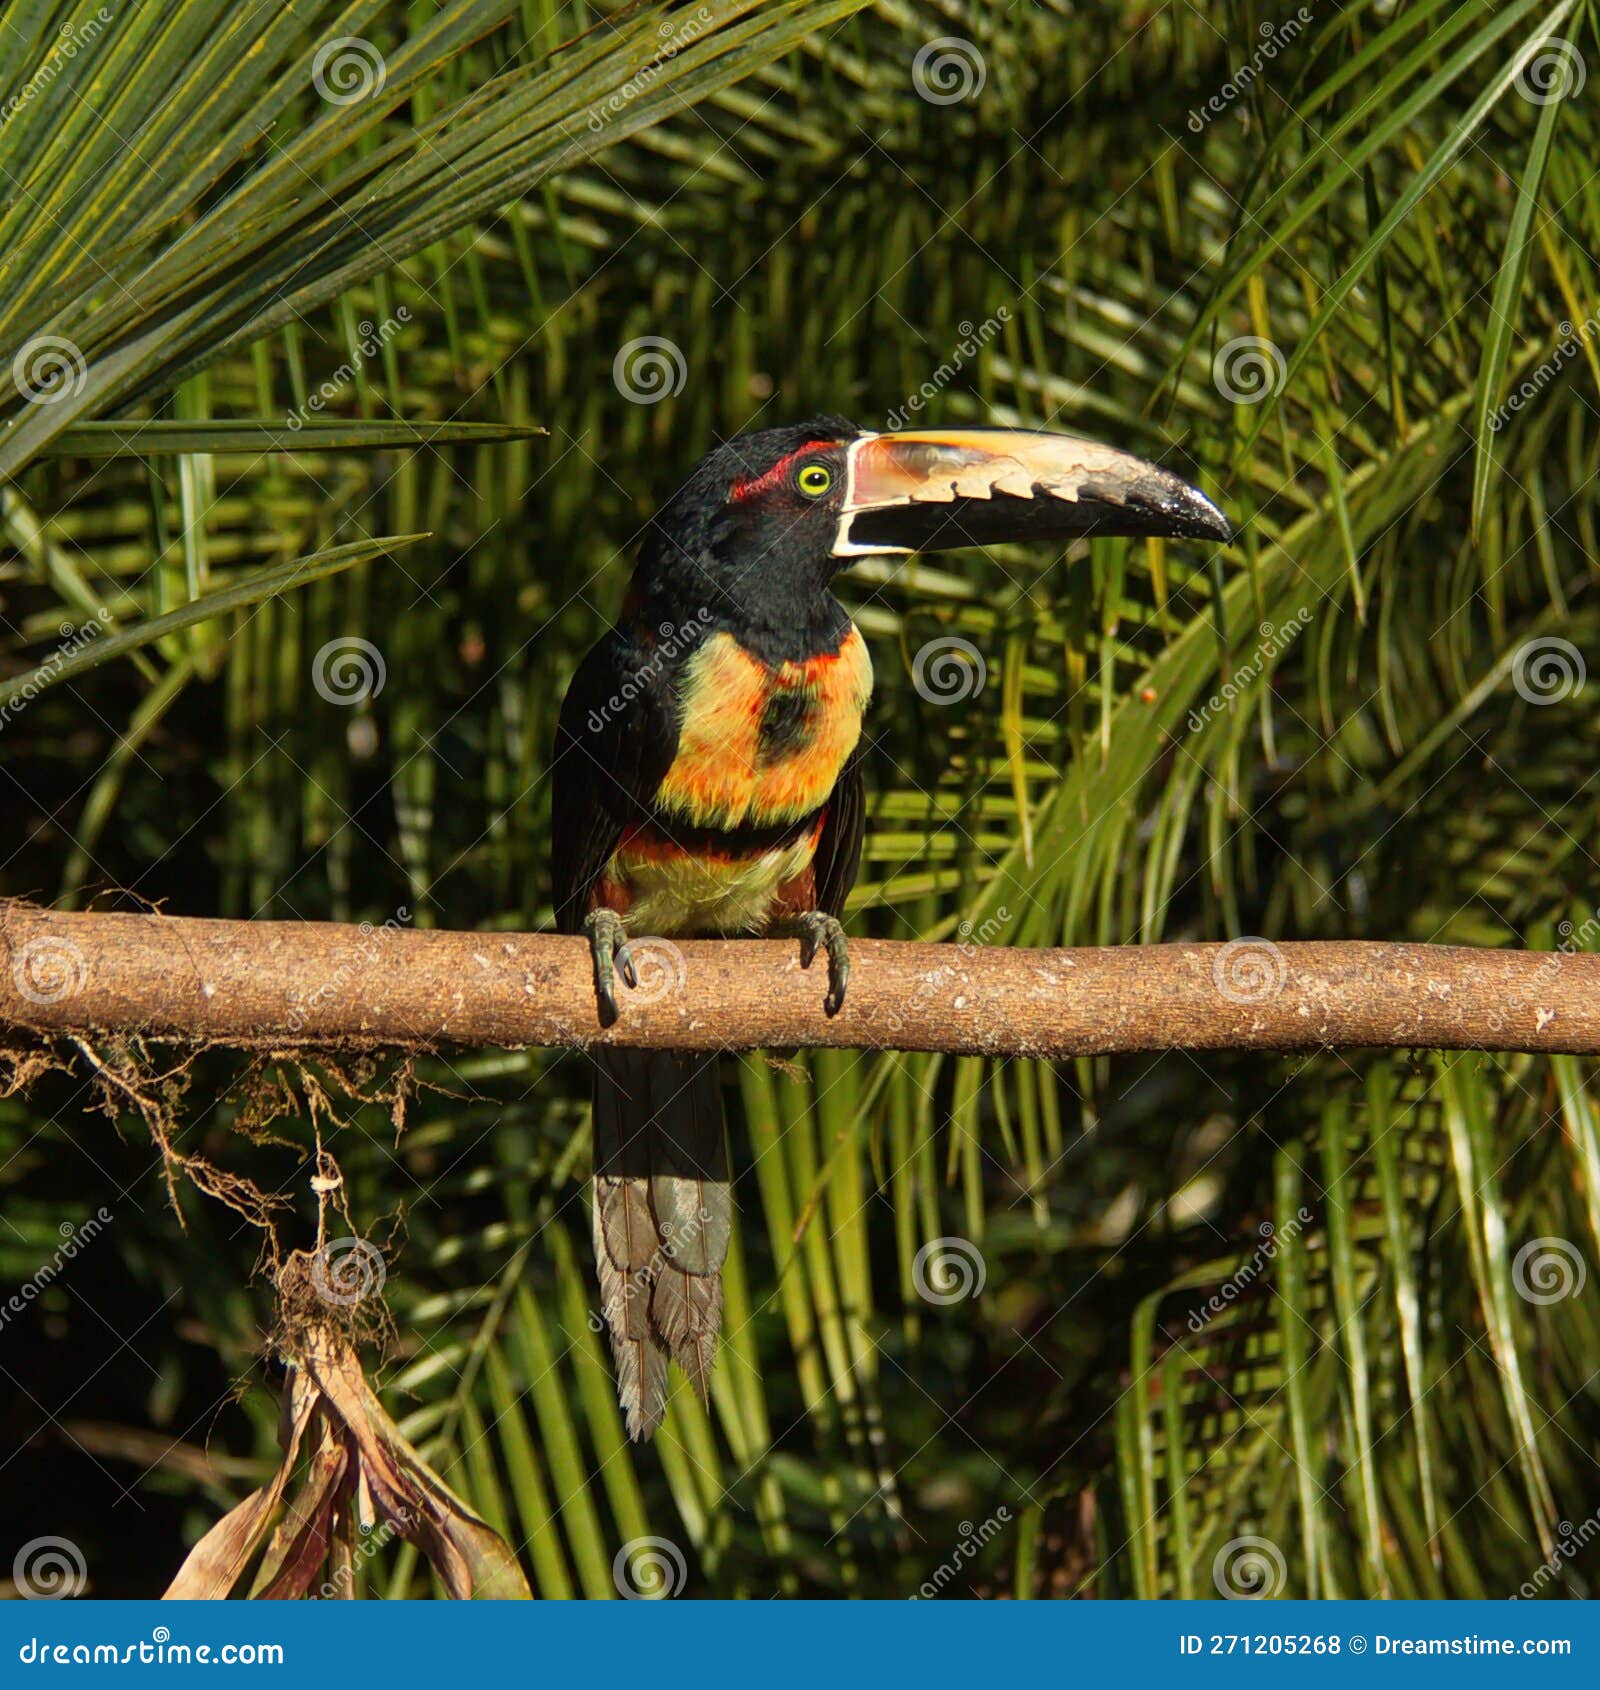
xmin=3 ymin=0 xmax=1599 ymax=1599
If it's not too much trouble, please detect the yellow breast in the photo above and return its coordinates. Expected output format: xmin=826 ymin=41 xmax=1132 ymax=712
xmin=654 ymin=627 xmax=872 ymax=830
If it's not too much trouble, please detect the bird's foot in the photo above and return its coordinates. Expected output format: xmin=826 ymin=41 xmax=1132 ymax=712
xmin=582 ymin=909 xmax=636 ymax=1025
xmin=795 ymin=910 xmax=849 ymax=1017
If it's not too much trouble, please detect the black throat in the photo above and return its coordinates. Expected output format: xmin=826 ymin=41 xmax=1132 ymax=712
xmin=631 ymin=537 xmax=854 ymax=666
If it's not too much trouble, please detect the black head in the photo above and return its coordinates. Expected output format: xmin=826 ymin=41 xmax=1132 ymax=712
xmin=629 ymin=414 xmax=1231 ymax=652
xmin=634 ymin=415 xmax=864 ymax=645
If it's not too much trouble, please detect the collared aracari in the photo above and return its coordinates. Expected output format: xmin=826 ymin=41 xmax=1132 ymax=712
xmin=552 ymin=417 xmax=1230 ymax=1438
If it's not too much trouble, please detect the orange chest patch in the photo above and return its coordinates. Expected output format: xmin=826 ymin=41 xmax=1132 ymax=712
xmin=655 ymin=628 xmax=872 ymax=827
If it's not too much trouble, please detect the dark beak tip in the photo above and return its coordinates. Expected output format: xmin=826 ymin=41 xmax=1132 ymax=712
xmin=1136 ymin=473 xmax=1234 ymax=545
xmin=1190 ymin=503 xmax=1236 ymax=545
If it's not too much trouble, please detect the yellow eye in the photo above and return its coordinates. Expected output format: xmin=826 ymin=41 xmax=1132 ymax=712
xmin=797 ymin=463 xmax=832 ymax=496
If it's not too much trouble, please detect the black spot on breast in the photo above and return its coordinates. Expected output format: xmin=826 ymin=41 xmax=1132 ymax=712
xmin=757 ymin=688 xmax=815 ymax=763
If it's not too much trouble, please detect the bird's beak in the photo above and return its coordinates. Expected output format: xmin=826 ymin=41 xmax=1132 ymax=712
xmin=832 ymin=427 xmax=1232 ymax=558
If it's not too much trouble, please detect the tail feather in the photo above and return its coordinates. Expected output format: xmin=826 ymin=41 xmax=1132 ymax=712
xmin=591 ymin=1047 xmax=728 ymax=1439
xmin=651 ymin=1269 xmax=723 ymax=1402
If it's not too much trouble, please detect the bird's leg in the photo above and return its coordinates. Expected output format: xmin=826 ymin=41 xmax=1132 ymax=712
xmin=794 ymin=910 xmax=850 ymax=1017
xmin=582 ymin=908 xmax=637 ymax=1025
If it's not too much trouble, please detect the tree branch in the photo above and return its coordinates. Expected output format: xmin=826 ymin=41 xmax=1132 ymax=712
xmin=1 ymin=901 xmax=1594 ymax=1059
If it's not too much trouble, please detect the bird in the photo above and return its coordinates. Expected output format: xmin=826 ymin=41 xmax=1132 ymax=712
xmin=551 ymin=416 xmax=1231 ymax=1438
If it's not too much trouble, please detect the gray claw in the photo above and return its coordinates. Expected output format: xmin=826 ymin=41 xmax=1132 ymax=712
xmin=796 ymin=911 xmax=850 ymax=1017
xmin=583 ymin=909 xmax=633 ymax=1025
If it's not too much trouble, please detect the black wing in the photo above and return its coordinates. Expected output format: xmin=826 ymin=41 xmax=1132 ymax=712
xmin=811 ymin=740 xmax=867 ymax=920
xmin=551 ymin=629 xmax=680 ymax=934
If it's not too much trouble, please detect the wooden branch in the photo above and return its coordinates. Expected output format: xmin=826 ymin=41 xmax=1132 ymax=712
xmin=1 ymin=900 xmax=1595 ymax=1059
